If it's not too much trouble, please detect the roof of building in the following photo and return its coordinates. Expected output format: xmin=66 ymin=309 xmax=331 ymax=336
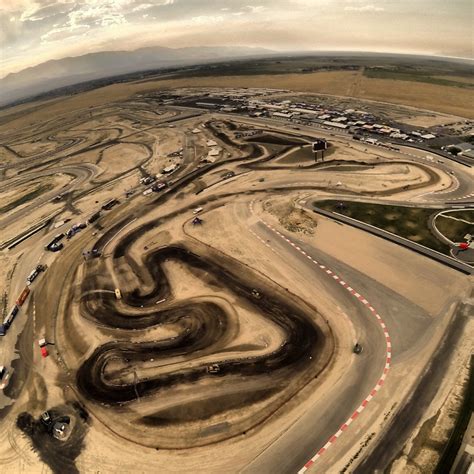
xmin=323 ymin=121 xmax=348 ymax=129
xmin=272 ymin=112 xmax=294 ymax=118
xmin=208 ymin=148 xmax=221 ymax=156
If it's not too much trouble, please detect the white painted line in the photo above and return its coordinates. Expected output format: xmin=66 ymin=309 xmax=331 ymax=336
xmin=247 ymin=202 xmax=392 ymax=471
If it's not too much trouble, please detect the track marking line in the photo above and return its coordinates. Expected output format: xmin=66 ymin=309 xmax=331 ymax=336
xmin=247 ymin=200 xmax=392 ymax=473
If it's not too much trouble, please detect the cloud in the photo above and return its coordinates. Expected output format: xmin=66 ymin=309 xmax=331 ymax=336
xmin=20 ymin=2 xmax=74 ymax=23
xmin=132 ymin=0 xmax=174 ymax=12
xmin=247 ymin=5 xmax=266 ymax=14
xmin=344 ymin=4 xmax=385 ymax=12
xmin=132 ymin=3 xmax=154 ymax=12
xmin=191 ymin=15 xmax=225 ymax=26
xmin=68 ymin=2 xmax=128 ymax=29
xmin=1 ymin=0 xmax=472 ymax=78
xmin=1 ymin=0 xmax=37 ymax=14
xmin=41 ymin=23 xmax=90 ymax=42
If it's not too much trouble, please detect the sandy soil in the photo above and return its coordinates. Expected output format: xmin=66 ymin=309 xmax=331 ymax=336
xmin=96 ymin=143 xmax=150 ymax=181
xmin=0 ymin=92 xmax=471 ymax=474
xmin=0 ymin=174 xmax=72 ymax=217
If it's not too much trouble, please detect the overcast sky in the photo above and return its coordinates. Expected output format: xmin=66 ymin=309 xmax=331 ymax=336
xmin=1 ymin=0 xmax=473 ymax=77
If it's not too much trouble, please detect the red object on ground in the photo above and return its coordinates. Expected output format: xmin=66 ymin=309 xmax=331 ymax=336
xmin=40 ymin=347 xmax=48 ymax=358
xmin=16 ymin=286 xmax=30 ymax=306
xmin=459 ymin=243 xmax=469 ymax=250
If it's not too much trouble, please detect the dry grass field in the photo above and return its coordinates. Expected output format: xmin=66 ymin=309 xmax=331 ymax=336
xmin=0 ymin=70 xmax=472 ymax=134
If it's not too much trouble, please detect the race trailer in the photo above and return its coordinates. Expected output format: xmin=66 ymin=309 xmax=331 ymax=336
xmin=38 ymin=338 xmax=49 ymax=358
xmin=45 ymin=233 xmax=65 ymax=251
xmin=26 ymin=264 xmax=47 ymax=284
xmin=0 ymin=305 xmax=19 ymax=335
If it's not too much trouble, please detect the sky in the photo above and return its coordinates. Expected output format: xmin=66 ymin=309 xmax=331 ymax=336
xmin=1 ymin=0 xmax=473 ymax=77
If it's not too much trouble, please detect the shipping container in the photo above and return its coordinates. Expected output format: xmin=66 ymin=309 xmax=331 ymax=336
xmin=3 ymin=305 xmax=19 ymax=329
xmin=16 ymin=287 xmax=30 ymax=306
xmin=88 ymin=211 xmax=101 ymax=224
xmin=102 ymin=199 xmax=119 ymax=210
xmin=40 ymin=347 xmax=48 ymax=358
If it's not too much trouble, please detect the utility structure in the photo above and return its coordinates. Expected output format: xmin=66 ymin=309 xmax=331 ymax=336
xmin=312 ymin=139 xmax=328 ymax=162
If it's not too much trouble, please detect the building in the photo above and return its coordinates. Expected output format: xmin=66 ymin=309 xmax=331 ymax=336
xmin=195 ymin=102 xmax=219 ymax=108
xmin=208 ymin=148 xmax=221 ymax=156
xmin=162 ymin=164 xmax=179 ymax=174
xmin=272 ymin=112 xmax=294 ymax=119
xmin=323 ymin=121 xmax=348 ymax=129
xmin=291 ymin=108 xmax=320 ymax=115
xmin=312 ymin=139 xmax=328 ymax=151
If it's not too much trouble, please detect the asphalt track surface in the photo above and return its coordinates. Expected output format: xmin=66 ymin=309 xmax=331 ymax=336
xmin=353 ymin=303 xmax=469 ymax=473
xmin=242 ymin=221 xmax=389 ymax=474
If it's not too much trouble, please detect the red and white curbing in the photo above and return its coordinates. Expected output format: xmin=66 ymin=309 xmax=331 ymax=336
xmin=248 ymin=201 xmax=391 ymax=473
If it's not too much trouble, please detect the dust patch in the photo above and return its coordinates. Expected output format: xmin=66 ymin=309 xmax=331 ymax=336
xmin=16 ymin=402 xmax=89 ymax=474
xmin=264 ymin=198 xmax=317 ymax=235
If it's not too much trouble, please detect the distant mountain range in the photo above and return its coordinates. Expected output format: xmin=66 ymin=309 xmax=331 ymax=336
xmin=0 ymin=45 xmax=274 ymax=106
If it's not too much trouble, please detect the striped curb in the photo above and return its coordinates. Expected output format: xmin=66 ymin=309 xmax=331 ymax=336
xmin=448 ymin=193 xmax=474 ymax=201
xmin=247 ymin=201 xmax=391 ymax=473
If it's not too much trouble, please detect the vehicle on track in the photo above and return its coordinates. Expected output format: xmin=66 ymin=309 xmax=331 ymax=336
xmin=193 ymin=207 xmax=203 ymax=214
xmin=251 ymin=289 xmax=262 ymax=299
xmin=207 ymin=364 xmax=221 ymax=374
xmin=353 ymin=343 xmax=363 ymax=354
xmin=222 ymin=171 xmax=235 ymax=180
